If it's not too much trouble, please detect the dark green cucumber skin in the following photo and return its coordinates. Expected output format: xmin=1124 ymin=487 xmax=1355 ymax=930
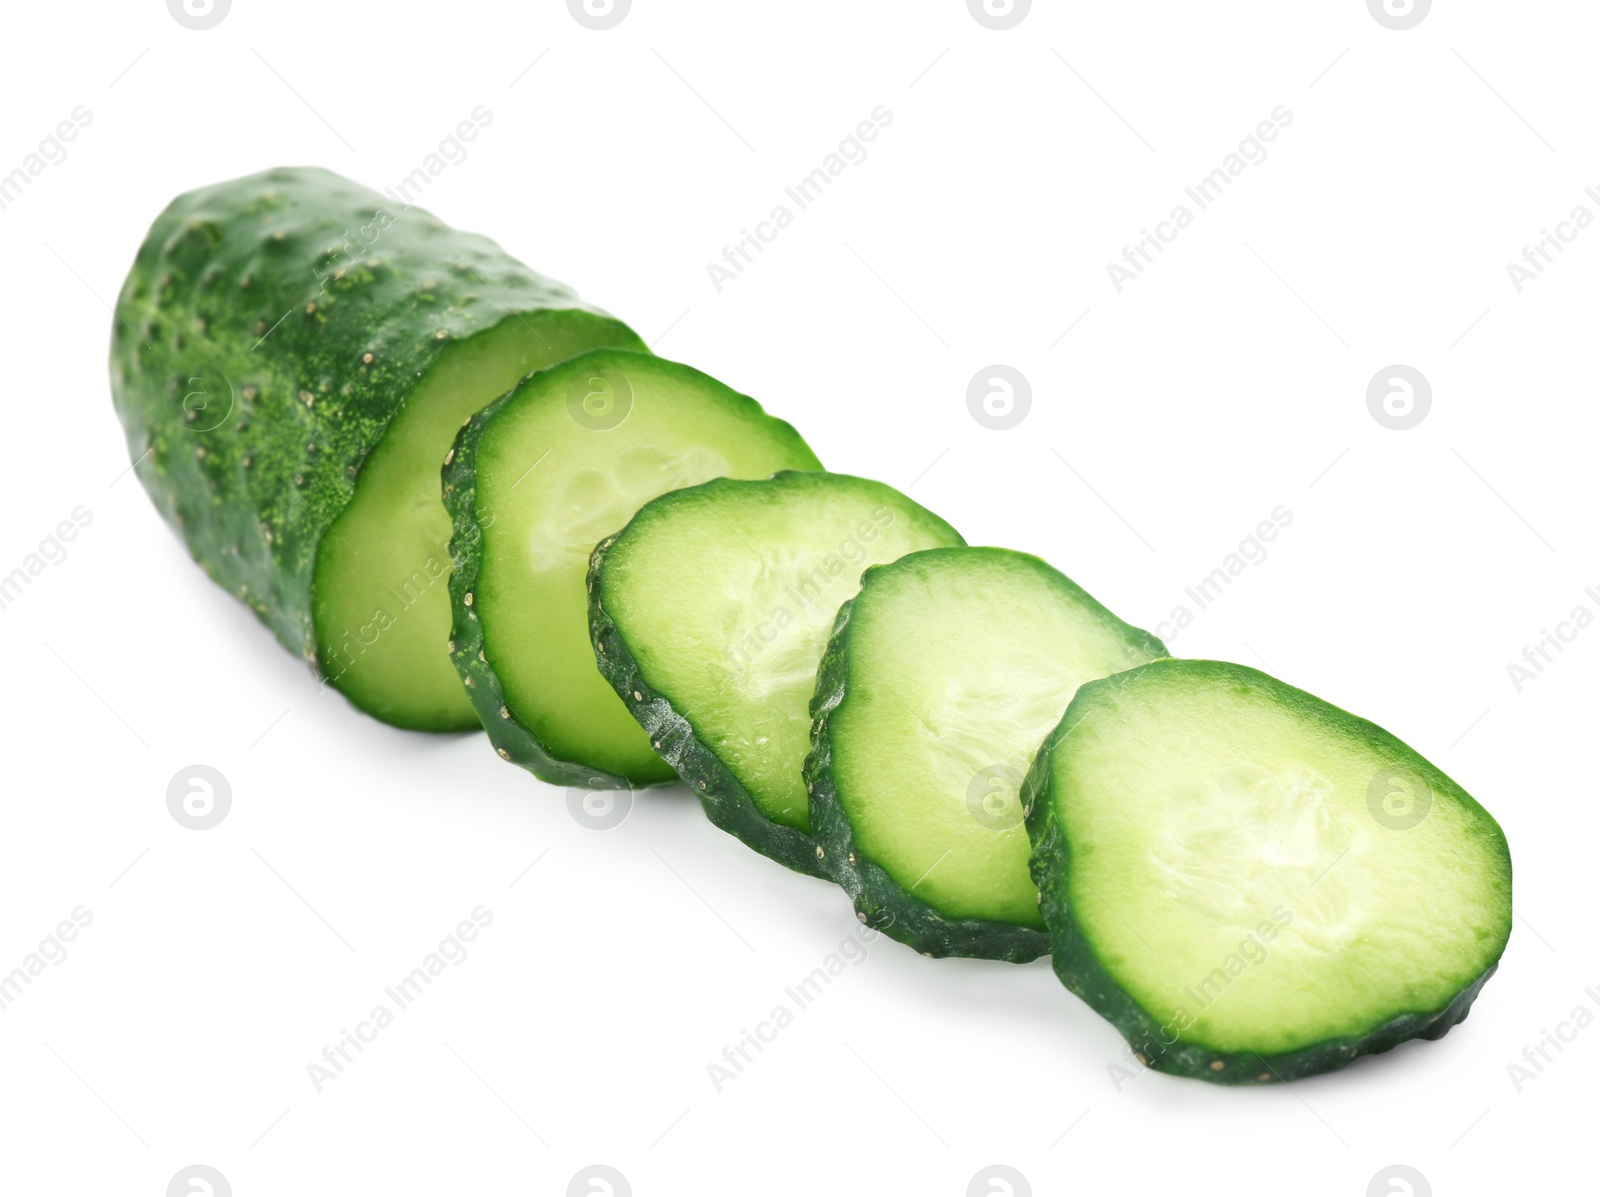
xmin=1021 ymin=660 xmax=1511 ymax=1085
xmin=109 ymin=166 xmax=642 ymax=725
xmin=803 ymin=594 xmax=1052 ymax=962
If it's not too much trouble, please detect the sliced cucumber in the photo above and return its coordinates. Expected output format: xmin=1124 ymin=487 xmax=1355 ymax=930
xmin=1024 ymin=658 xmax=1513 ymax=1083
xmin=444 ymin=351 xmax=821 ymax=787
xmin=805 ymin=547 xmax=1167 ymax=960
xmin=109 ymin=167 xmax=643 ymax=731
xmin=588 ymin=472 xmax=965 ymax=873
xmin=313 ymin=315 xmax=642 ymax=729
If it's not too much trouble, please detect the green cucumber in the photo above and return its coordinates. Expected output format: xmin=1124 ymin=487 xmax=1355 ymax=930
xmin=587 ymin=471 xmax=965 ymax=874
xmin=805 ymin=547 xmax=1168 ymax=960
xmin=1024 ymin=658 xmax=1513 ymax=1083
xmin=109 ymin=166 xmax=644 ymax=730
xmin=443 ymin=351 xmax=821 ymax=787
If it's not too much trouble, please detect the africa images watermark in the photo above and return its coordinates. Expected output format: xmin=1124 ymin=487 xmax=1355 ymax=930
xmin=1504 ymin=585 xmax=1600 ymax=693
xmin=0 ymin=907 xmax=94 ymax=1012
xmin=0 ymin=506 xmax=94 ymax=614
xmin=721 ymin=505 xmax=900 ymax=672
xmin=305 ymin=906 xmax=494 ymax=1093
xmin=1505 ymin=983 xmax=1600 ymax=1093
xmin=315 ymin=548 xmax=460 ymax=692
xmin=706 ymin=106 xmax=894 ymax=293
xmin=968 ymin=1166 xmax=1031 ymax=1197
xmin=1106 ymin=106 xmax=1293 ymax=293
xmin=569 ymin=0 xmax=629 ymax=30
xmin=1150 ymin=505 xmax=1293 ymax=645
xmin=0 ymin=106 xmax=93 ymax=214
xmin=968 ymin=365 xmax=1031 ymax=431
xmin=969 ymin=0 xmax=1030 ymax=31
xmin=168 ymin=765 xmax=232 ymax=831
xmin=1368 ymin=1166 xmax=1431 ymax=1197
xmin=1504 ymin=185 xmax=1600 ymax=294
xmin=167 ymin=1166 xmax=232 ymax=1197
xmin=169 ymin=0 xmax=231 ymax=30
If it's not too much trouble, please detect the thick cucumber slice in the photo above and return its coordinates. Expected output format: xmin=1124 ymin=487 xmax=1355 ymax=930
xmin=805 ymin=547 xmax=1167 ymax=960
xmin=444 ymin=351 xmax=821 ymax=787
xmin=109 ymin=167 xmax=643 ymax=731
xmin=1024 ymin=658 xmax=1513 ymax=1084
xmin=588 ymin=472 xmax=965 ymax=874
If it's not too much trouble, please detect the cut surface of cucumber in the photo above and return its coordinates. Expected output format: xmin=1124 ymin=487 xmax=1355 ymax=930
xmin=588 ymin=472 xmax=964 ymax=873
xmin=315 ymin=315 xmax=643 ymax=729
xmin=1024 ymin=658 xmax=1512 ymax=1083
xmin=806 ymin=547 xmax=1167 ymax=960
xmin=109 ymin=166 xmax=643 ymax=731
xmin=444 ymin=351 xmax=821 ymax=787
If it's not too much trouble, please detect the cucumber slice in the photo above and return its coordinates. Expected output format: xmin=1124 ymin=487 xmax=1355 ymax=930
xmin=1024 ymin=658 xmax=1513 ymax=1083
xmin=109 ymin=167 xmax=644 ymax=731
xmin=444 ymin=351 xmax=821 ymax=787
xmin=588 ymin=472 xmax=965 ymax=874
xmin=805 ymin=547 xmax=1168 ymax=960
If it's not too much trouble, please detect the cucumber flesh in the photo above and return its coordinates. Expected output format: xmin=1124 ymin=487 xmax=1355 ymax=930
xmin=444 ymin=350 xmax=822 ymax=786
xmin=1025 ymin=658 xmax=1513 ymax=1083
xmin=806 ymin=547 xmax=1167 ymax=959
xmin=588 ymin=471 xmax=964 ymax=873
xmin=314 ymin=315 xmax=643 ymax=730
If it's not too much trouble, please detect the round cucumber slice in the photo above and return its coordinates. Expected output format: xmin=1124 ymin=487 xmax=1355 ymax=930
xmin=444 ymin=350 xmax=822 ymax=787
xmin=806 ymin=547 xmax=1168 ymax=960
xmin=1024 ymin=658 xmax=1513 ymax=1083
xmin=588 ymin=472 xmax=965 ymax=874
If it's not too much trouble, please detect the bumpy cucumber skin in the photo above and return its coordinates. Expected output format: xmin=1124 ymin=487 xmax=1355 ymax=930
xmin=109 ymin=166 xmax=643 ymax=727
xmin=443 ymin=354 xmax=821 ymax=788
xmin=1022 ymin=659 xmax=1512 ymax=1085
xmin=804 ymin=593 xmax=1052 ymax=962
xmin=587 ymin=472 xmax=961 ymax=876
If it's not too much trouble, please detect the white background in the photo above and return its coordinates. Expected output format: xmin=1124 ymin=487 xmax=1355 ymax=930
xmin=0 ymin=1 xmax=1593 ymax=1194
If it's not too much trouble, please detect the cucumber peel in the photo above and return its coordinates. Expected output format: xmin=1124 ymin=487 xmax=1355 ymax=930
xmin=587 ymin=471 xmax=964 ymax=874
xmin=1024 ymin=658 xmax=1513 ymax=1083
xmin=805 ymin=547 xmax=1168 ymax=960
xmin=443 ymin=350 xmax=821 ymax=787
xmin=109 ymin=166 xmax=643 ymax=730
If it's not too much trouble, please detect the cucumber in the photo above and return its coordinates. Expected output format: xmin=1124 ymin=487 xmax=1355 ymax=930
xmin=109 ymin=166 xmax=645 ymax=730
xmin=587 ymin=471 xmax=965 ymax=874
xmin=443 ymin=351 xmax=821 ymax=787
xmin=1024 ymin=658 xmax=1513 ymax=1083
xmin=805 ymin=547 xmax=1168 ymax=960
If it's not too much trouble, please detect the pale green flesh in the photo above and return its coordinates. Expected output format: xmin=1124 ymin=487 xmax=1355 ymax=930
xmin=1054 ymin=664 xmax=1513 ymax=1056
xmin=313 ymin=316 xmax=637 ymax=731
xmin=604 ymin=474 xmax=963 ymax=830
xmin=832 ymin=548 xmax=1164 ymax=928
xmin=476 ymin=356 xmax=821 ymax=782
